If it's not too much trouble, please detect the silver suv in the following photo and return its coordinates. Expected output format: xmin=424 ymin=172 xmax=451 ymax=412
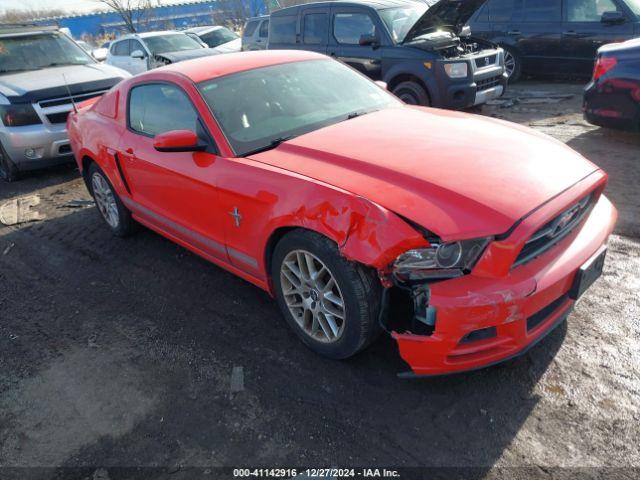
xmin=0 ymin=25 xmax=129 ymax=181
xmin=241 ymin=16 xmax=269 ymax=51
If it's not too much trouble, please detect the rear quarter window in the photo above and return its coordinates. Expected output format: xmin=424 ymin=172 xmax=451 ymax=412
xmin=270 ymin=16 xmax=297 ymax=44
xmin=303 ymin=13 xmax=328 ymax=44
xmin=243 ymin=21 xmax=259 ymax=37
xmin=259 ymin=19 xmax=270 ymax=38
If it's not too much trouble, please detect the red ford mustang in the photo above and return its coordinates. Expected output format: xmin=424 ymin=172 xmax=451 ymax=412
xmin=68 ymin=51 xmax=617 ymax=377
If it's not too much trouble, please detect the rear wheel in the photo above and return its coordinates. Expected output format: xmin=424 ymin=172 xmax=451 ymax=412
xmin=503 ymin=46 xmax=522 ymax=83
xmin=0 ymin=142 xmax=20 ymax=182
xmin=392 ymin=81 xmax=431 ymax=106
xmin=88 ymin=163 xmax=134 ymax=237
xmin=272 ymin=230 xmax=382 ymax=359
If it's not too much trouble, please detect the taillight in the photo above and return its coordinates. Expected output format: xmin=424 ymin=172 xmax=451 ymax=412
xmin=0 ymin=104 xmax=42 ymax=127
xmin=593 ymin=56 xmax=618 ymax=81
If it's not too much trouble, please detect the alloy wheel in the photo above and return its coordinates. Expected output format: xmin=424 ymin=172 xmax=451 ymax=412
xmin=280 ymin=250 xmax=346 ymax=343
xmin=504 ymin=50 xmax=517 ymax=79
xmin=91 ymin=172 xmax=120 ymax=229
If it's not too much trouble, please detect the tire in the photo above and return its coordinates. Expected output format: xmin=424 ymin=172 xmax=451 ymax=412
xmin=392 ymin=81 xmax=431 ymax=106
xmin=502 ymin=46 xmax=522 ymax=83
xmin=271 ymin=230 xmax=382 ymax=359
xmin=0 ymin=142 xmax=20 ymax=182
xmin=87 ymin=162 xmax=134 ymax=237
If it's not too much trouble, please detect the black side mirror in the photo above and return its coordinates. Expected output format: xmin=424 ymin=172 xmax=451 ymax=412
xmin=359 ymin=33 xmax=379 ymax=47
xmin=601 ymin=11 xmax=625 ymax=25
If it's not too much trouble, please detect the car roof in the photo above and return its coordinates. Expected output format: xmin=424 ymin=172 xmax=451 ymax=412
xmin=272 ymin=0 xmax=416 ymax=13
xmin=186 ymin=25 xmax=225 ymax=34
xmin=114 ymin=30 xmax=185 ymax=41
xmin=157 ymin=50 xmax=326 ymax=83
xmin=0 ymin=24 xmax=60 ymax=36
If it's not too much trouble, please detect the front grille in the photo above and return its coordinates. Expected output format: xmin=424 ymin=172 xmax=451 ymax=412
xmin=527 ymin=294 xmax=569 ymax=332
xmin=46 ymin=111 xmax=70 ymax=124
xmin=38 ymin=89 xmax=108 ymax=108
xmin=476 ymin=75 xmax=501 ymax=91
xmin=514 ymin=193 xmax=594 ymax=267
xmin=475 ymin=54 xmax=497 ymax=69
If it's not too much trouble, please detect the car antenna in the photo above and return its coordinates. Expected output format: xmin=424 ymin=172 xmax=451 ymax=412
xmin=62 ymin=73 xmax=78 ymax=114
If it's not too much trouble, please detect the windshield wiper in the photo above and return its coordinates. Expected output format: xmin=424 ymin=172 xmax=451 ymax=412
xmin=37 ymin=62 xmax=87 ymax=69
xmin=346 ymin=109 xmax=378 ymax=121
xmin=243 ymin=135 xmax=297 ymax=156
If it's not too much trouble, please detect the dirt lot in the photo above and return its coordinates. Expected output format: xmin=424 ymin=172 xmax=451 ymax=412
xmin=0 ymin=81 xmax=638 ymax=479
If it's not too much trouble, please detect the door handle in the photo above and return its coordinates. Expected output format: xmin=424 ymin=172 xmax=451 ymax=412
xmin=507 ymin=30 xmax=521 ymax=36
xmin=563 ymin=31 xmax=579 ymax=36
xmin=125 ymin=148 xmax=134 ymax=154
xmin=370 ymin=59 xmax=381 ymax=65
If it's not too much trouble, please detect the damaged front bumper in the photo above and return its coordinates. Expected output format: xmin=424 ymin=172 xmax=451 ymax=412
xmin=384 ymin=194 xmax=617 ymax=377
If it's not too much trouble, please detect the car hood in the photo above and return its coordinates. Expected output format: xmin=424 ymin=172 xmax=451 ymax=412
xmin=249 ymin=107 xmax=599 ymax=240
xmin=0 ymin=63 xmax=129 ymax=102
xmin=404 ymin=0 xmax=487 ymax=42
xmin=212 ymin=38 xmax=242 ymax=53
xmin=156 ymin=48 xmax=220 ymax=62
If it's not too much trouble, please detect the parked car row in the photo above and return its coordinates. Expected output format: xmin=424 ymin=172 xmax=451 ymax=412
xmin=1 ymin=0 xmax=639 ymax=182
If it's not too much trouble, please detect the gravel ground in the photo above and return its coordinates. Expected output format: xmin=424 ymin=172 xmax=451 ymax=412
xmin=0 ymin=81 xmax=638 ymax=480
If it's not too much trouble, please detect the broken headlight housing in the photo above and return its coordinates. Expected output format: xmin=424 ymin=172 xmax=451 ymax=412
xmin=393 ymin=238 xmax=490 ymax=284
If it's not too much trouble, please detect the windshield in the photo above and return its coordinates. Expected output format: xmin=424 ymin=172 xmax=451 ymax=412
xmin=198 ymin=59 xmax=400 ymax=156
xmin=201 ymin=27 xmax=239 ymax=48
xmin=380 ymin=5 xmax=428 ymax=42
xmin=627 ymin=0 xmax=640 ymax=15
xmin=0 ymin=32 xmax=93 ymax=74
xmin=144 ymin=34 xmax=204 ymax=54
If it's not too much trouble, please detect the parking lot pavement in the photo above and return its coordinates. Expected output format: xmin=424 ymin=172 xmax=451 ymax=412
xmin=0 ymin=81 xmax=638 ymax=476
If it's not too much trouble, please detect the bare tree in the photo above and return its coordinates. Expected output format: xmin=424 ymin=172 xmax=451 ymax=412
xmin=94 ymin=0 xmax=159 ymax=33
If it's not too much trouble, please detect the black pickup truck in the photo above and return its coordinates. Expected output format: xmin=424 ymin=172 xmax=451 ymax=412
xmin=267 ymin=0 xmax=507 ymax=109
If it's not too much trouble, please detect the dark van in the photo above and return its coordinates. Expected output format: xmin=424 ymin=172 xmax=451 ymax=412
xmin=468 ymin=0 xmax=640 ymax=81
xmin=267 ymin=0 xmax=507 ymax=109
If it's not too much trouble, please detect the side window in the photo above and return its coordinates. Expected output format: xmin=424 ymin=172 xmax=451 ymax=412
xmin=112 ymin=40 xmax=129 ymax=56
xmin=303 ymin=13 xmax=328 ymax=44
xmin=128 ymin=83 xmax=199 ymax=137
xmin=333 ymin=12 xmax=376 ymax=45
xmin=259 ymin=19 xmax=269 ymax=38
xmin=270 ymin=16 xmax=296 ymax=43
xmin=566 ymin=0 xmax=619 ymax=22
xmin=487 ymin=0 xmax=522 ymax=22
xmin=243 ymin=21 xmax=258 ymax=37
xmin=475 ymin=4 xmax=489 ymax=22
xmin=130 ymin=40 xmax=145 ymax=55
xmin=523 ymin=0 xmax=561 ymax=22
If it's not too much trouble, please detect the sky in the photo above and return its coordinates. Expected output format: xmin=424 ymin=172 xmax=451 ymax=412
xmin=0 ymin=0 xmax=204 ymax=15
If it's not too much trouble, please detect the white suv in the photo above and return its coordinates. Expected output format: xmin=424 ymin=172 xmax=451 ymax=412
xmin=106 ymin=31 xmax=218 ymax=75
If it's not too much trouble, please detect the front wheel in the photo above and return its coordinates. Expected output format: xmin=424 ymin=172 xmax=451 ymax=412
xmin=392 ymin=81 xmax=431 ymax=106
xmin=502 ymin=46 xmax=522 ymax=83
xmin=0 ymin=142 xmax=20 ymax=182
xmin=272 ymin=230 xmax=382 ymax=359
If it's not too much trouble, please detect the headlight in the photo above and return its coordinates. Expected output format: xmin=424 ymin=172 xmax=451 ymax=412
xmin=0 ymin=104 xmax=42 ymax=127
xmin=444 ymin=62 xmax=468 ymax=79
xmin=393 ymin=238 xmax=490 ymax=283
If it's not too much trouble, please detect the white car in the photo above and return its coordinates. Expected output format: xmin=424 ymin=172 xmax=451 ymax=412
xmin=185 ymin=26 xmax=241 ymax=53
xmin=105 ymin=31 xmax=218 ymax=75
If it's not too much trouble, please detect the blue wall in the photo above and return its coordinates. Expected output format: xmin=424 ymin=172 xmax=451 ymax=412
xmin=35 ymin=0 xmax=268 ymax=38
